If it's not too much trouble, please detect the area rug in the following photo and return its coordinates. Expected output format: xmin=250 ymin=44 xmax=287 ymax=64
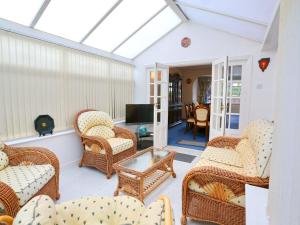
xmin=175 ymin=152 xmax=197 ymax=163
xmin=177 ymin=140 xmax=207 ymax=147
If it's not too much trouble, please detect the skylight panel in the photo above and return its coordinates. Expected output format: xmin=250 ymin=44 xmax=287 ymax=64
xmin=35 ymin=0 xmax=118 ymax=42
xmin=114 ymin=7 xmax=181 ymax=59
xmin=0 ymin=0 xmax=44 ymax=25
xmin=84 ymin=0 xmax=166 ymax=52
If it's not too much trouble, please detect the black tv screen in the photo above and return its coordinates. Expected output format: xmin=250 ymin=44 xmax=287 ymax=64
xmin=126 ymin=104 xmax=154 ymax=124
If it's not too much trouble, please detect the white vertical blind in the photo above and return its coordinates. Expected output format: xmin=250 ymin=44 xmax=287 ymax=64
xmin=0 ymin=30 xmax=133 ymax=140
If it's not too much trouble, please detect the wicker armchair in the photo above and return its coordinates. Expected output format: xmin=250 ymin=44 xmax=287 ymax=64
xmin=181 ymin=119 xmax=273 ymax=225
xmin=74 ymin=109 xmax=137 ymax=179
xmin=0 ymin=143 xmax=60 ymax=217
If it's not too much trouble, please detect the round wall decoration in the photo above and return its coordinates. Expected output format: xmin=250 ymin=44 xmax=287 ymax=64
xmin=34 ymin=115 xmax=55 ymax=136
xmin=181 ymin=37 xmax=191 ymax=48
xmin=186 ymin=78 xmax=192 ymax=84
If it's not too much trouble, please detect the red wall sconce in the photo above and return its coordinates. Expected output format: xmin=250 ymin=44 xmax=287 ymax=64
xmin=258 ymin=58 xmax=270 ymax=72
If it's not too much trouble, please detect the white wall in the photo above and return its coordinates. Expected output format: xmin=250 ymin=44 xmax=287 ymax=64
xmin=133 ymin=22 xmax=278 ymax=126
xmin=133 ymin=22 xmax=262 ymax=104
xmin=268 ymin=0 xmax=300 ymax=224
xmin=7 ymin=131 xmax=83 ymax=169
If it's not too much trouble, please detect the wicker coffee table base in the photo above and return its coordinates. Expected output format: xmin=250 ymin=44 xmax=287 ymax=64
xmin=113 ymin=148 xmax=176 ymax=202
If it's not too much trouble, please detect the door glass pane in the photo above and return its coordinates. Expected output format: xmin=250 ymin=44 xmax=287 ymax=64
xmin=214 ymin=81 xmax=218 ymax=96
xmin=218 ymin=81 xmax=223 ymax=97
xmin=212 ymin=115 xmax=217 ymax=129
xmin=231 ymin=99 xmax=240 ymax=113
xmin=157 ymin=71 xmax=162 ymax=81
xmin=230 ymin=115 xmax=240 ymax=129
xmin=150 ymin=97 xmax=154 ymax=104
xmin=231 ymin=82 xmax=241 ymax=97
xmin=150 ymin=71 xmax=155 ymax=83
xmin=226 ymin=114 xmax=229 ymax=128
xmin=150 ymin=84 xmax=154 ymax=96
xmin=232 ymin=65 xmax=242 ymax=80
xmin=220 ymin=65 xmax=224 ymax=79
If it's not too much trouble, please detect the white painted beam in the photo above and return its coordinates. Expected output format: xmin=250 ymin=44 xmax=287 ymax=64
xmin=175 ymin=1 xmax=268 ymax=27
xmin=30 ymin=0 xmax=51 ymax=28
xmin=80 ymin=0 xmax=123 ymax=43
xmin=0 ymin=18 xmax=133 ymax=65
xmin=165 ymin=0 xmax=188 ymax=22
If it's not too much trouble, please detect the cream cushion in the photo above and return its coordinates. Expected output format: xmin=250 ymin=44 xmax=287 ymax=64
xmin=78 ymin=111 xmax=114 ymax=134
xmin=200 ymin=147 xmax=243 ymax=167
xmin=15 ymin=195 xmax=167 ymax=225
xmin=244 ymin=119 xmax=274 ymax=178
xmin=0 ymin=151 xmax=9 ymax=171
xmin=13 ymin=195 xmax=56 ymax=225
xmin=85 ymin=138 xmax=133 ymax=155
xmin=85 ymin=125 xmax=115 ymax=139
xmin=0 ymin=165 xmax=55 ymax=206
xmin=236 ymin=139 xmax=258 ymax=177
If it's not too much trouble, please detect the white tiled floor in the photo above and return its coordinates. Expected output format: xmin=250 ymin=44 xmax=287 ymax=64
xmin=59 ymin=146 xmax=215 ymax=225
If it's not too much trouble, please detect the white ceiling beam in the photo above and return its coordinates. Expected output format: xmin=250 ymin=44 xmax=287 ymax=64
xmin=165 ymin=0 xmax=188 ymax=22
xmin=175 ymin=1 xmax=268 ymax=27
xmin=80 ymin=0 xmax=123 ymax=43
xmin=30 ymin=0 xmax=51 ymax=28
xmin=0 ymin=18 xmax=133 ymax=65
xmin=112 ymin=5 xmax=168 ymax=53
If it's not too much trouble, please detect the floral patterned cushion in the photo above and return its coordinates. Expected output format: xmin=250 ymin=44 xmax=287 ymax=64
xmin=78 ymin=111 xmax=114 ymax=134
xmin=0 ymin=165 xmax=55 ymax=206
xmin=13 ymin=195 xmax=56 ymax=225
xmin=14 ymin=195 xmax=168 ymax=225
xmin=85 ymin=125 xmax=115 ymax=139
xmin=85 ymin=138 xmax=133 ymax=155
xmin=243 ymin=119 xmax=274 ymax=178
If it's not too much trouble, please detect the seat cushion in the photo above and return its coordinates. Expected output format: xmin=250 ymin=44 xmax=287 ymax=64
xmin=78 ymin=111 xmax=114 ymax=134
xmin=200 ymin=146 xmax=243 ymax=168
xmin=187 ymin=118 xmax=195 ymax=123
xmin=107 ymin=138 xmax=134 ymax=155
xmin=85 ymin=138 xmax=133 ymax=155
xmin=196 ymin=121 xmax=210 ymax=126
xmin=0 ymin=164 xmax=55 ymax=206
xmin=85 ymin=125 xmax=115 ymax=139
xmin=13 ymin=195 xmax=56 ymax=225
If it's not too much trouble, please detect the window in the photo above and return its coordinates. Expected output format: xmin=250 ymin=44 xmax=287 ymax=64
xmin=0 ymin=30 xmax=133 ymax=140
xmin=114 ymin=7 xmax=181 ymax=59
xmin=35 ymin=0 xmax=118 ymax=41
xmin=84 ymin=0 xmax=166 ymax=52
xmin=0 ymin=0 xmax=44 ymax=25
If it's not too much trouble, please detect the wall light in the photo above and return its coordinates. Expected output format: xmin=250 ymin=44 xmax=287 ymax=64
xmin=258 ymin=58 xmax=270 ymax=72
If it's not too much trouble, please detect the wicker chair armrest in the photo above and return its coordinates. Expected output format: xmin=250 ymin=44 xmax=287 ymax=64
xmin=0 ymin=182 xmax=20 ymax=217
xmin=183 ymin=166 xmax=269 ymax=196
xmin=81 ymin=135 xmax=113 ymax=158
xmin=0 ymin=216 xmax=14 ymax=225
xmin=159 ymin=195 xmax=173 ymax=225
xmin=113 ymin=126 xmax=137 ymax=142
xmin=207 ymin=136 xmax=241 ymax=149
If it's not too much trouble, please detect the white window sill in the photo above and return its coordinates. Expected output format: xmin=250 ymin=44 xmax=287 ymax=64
xmin=5 ymin=120 xmax=125 ymax=146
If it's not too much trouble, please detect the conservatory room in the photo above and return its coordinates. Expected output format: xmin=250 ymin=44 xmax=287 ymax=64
xmin=0 ymin=1 xmax=300 ymax=225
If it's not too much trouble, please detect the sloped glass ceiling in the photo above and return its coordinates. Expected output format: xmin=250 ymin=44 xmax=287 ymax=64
xmin=0 ymin=0 xmax=182 ymax=59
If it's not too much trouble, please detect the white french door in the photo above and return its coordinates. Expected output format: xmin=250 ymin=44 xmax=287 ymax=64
xmin=146 ymin=63 xmax=169 ymax=149
xmin=210 ymin=57 xmax=249 ymax=139
xmin=210 ymin=57 xmax=228 ymax=140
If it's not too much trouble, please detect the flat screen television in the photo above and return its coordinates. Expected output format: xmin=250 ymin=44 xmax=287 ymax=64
xmin=126 ymin=104 xmax=154 ymax=124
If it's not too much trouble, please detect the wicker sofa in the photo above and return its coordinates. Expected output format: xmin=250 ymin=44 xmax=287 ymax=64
xmin=181 ymin=119 xmax=273 ymax=225
xmin=74 ymin=109 xmax=137 ymax=179
xmin=1 ymin=195 xmax=174 ymax=225
xmin=0 ymin=141 xmax=60 ymax=217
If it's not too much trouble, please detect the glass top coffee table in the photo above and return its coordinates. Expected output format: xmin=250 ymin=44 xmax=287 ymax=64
xmin=113 ymin=147 xmax=176 ymax=202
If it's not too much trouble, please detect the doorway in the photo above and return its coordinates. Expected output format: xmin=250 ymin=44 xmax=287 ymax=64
xmin=167 ymin=64 xmax=212 ymax=150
